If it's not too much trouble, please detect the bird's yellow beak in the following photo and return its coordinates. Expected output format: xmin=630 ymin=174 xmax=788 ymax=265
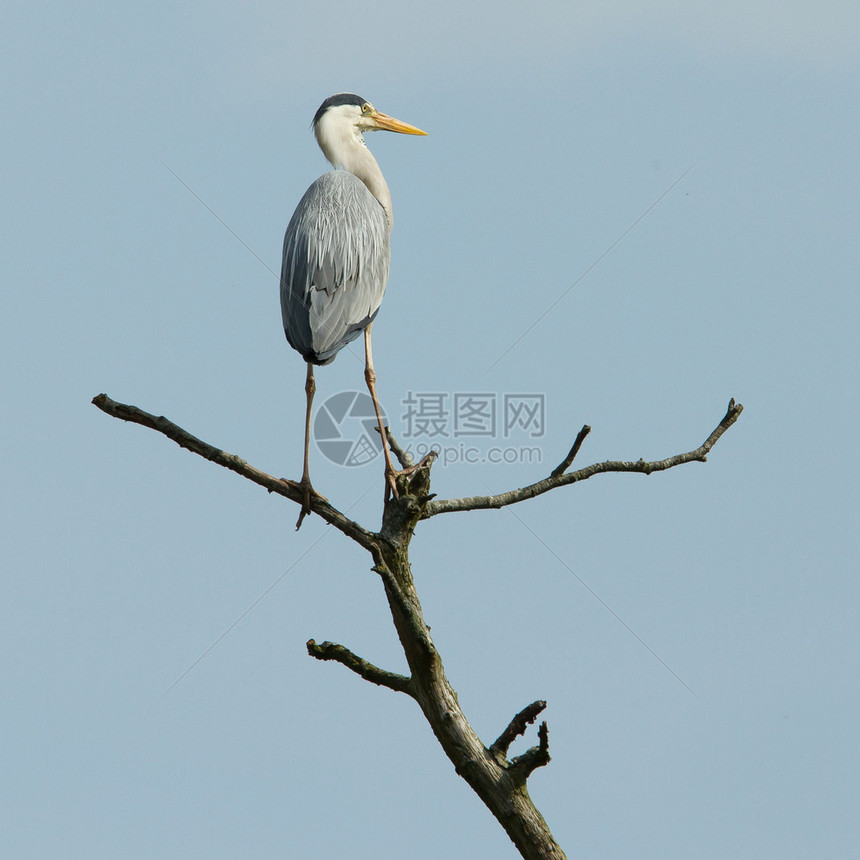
xmin=371 ymin=111 xmax=428 ymax=136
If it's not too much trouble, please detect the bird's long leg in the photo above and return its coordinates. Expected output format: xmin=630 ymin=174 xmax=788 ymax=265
xmin=363 ymin=325 xmax=400 ymax=502
xmin=296 ymin=361 xmax=321 ymax=529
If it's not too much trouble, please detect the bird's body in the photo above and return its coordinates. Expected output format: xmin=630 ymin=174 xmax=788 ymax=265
xmin=281 ymin=170 xmax=389 ymax=365
xmin=279 ymin=93 xmax=426 ymax=526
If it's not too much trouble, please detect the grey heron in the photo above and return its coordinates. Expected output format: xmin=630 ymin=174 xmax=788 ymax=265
xmin=280 ymin=93 xmax=427 ymax=526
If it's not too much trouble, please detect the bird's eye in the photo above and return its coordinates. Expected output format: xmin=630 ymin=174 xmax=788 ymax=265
xmin=361 ymin=103 xmax=373 ymax=115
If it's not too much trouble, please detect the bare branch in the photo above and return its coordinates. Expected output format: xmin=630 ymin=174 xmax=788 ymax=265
xmin=383 ymin=427 xmax=415 ymax=469
xmin=490 ymin=700 xmax=548 ymax=757
xmin=509 ymin=721 xmax=551 ymax=785
xmin=424 ymin=398 xmax=743 ymax=518
xmin=91 ymin=393 xmax=380 ymax=553
xmin=551 ymin=425 xmax=591 ymax=477
xmin=306 ymin=639 xmax=413 ymax=695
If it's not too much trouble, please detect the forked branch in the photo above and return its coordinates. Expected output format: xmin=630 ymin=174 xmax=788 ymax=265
xmin=424 ymin=398 xmax=743 ymax=517
xmin=491 ymin=700 xmax=548 ymax=757
xmin=94 ymin=390 xmax=742 ymax=860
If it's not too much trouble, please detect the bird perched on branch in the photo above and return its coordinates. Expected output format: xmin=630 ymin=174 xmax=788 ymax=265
xmin=280 ymin=93 xmax=427 ymax=527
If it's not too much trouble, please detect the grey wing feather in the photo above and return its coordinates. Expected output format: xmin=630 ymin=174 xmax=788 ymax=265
xmin=280 ymin=171 xmax=390 ymax=365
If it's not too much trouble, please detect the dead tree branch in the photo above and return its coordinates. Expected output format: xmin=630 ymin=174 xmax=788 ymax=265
xmin=383 ymin=426 xmax=415 ymax=469
xmin=94 ymin=389 xmax=742 ymax=860
xmin=551 ymin=425 xmax=591 ymax=477
xmin=91 ymin=393 xmax=379 ymax=553
xmin=306 ymin=639 xmax=413 ymax=695
xmin=491 ymin=700 xmax=548 ymax=758
xmin=424 ymin=398 xmax=743 ymax=517
xmin=509 ymin=721 xmax=551 ymax=785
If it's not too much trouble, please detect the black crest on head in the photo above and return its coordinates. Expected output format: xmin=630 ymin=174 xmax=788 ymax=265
xmin=313 ymin=93 xmax=368 ymax=127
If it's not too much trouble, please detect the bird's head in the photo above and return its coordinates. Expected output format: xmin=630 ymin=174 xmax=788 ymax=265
xmin=313 ymin=93 xmax=427 ymax=168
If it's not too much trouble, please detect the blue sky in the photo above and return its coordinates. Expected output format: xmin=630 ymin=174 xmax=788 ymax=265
xmin=3 ymin=2 xmax=859 ymax=857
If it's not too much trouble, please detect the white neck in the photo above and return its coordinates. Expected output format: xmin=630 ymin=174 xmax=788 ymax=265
xmin=315 ymin=118 xmax=393 ymax=229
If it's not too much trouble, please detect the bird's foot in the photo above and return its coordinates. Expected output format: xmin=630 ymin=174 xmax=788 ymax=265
xmin=383 ymin=451 xmax=437 ymax=502
xmin=295 ymin=478 xmax=327 ymax=530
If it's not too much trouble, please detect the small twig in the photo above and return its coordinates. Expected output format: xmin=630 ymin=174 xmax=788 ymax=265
xmin=383 ymin=427 xmax=415 ymax=469
xmin=91 ymin=393 xmax=380 ymax=552
xmin=490 ymin=700 xmax=548 ymax=757
xmin=509 ymin=721 xmax=551 ymax=785
xmin=306 ymin=639 xmax=413 ymax=695
xmin=551 ymin=424 xmax=591 ymax=477
xmin=424 ymin=398 xmax=743 ymax=518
